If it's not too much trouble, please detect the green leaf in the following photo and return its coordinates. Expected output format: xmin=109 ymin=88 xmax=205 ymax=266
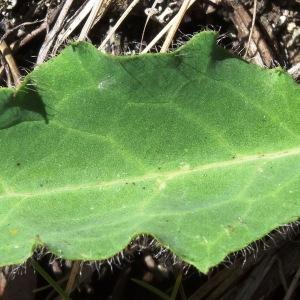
xmin=0 ymin=31 xmax=300 ymax=273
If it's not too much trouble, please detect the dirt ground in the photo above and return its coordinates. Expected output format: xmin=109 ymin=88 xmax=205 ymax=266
xmin=1 ymin=0 xmax=300 ymax=299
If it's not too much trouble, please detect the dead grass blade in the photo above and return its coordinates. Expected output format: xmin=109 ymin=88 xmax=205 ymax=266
xmin=141 ymin=0 xmax=196 ymax=53
xmin=160 ymin=0 xmax=191 ymax=53
xmin=98 ymin=0 xmax=140 ymax=50
xmin=78 ymin=0 xmax=105 ymax=41
xmin=37 ymin=0 xmax=74 ymax=64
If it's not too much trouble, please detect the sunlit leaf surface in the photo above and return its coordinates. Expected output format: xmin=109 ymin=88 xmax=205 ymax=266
xmin=1 ymin=32 xmax=300 ymax=272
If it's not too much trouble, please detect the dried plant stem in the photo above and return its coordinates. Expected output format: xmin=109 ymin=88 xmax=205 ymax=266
xmin=65 ymin=261 xmax=81 ymax=296
xmin=244 ymin=0 xmax=257 ymax=58
xmin=37 ymin=0 xmax=74 ymax=64
xmin=52 ymin=0 xmax=95 ymax=54
xmin=160 ymin=0 xmax=191 ymax=53
xmin=99 ymin=0 xmax=140 ymax=50
xmin=288 ymin=62 xmax=300 ymax=80
xmin=0 ymin=52 xmax=12 ymax=87
xmin=139 ymin=0 xmax=160 ymax=52
xmin=141 ymin=0 xmax=196 ymax=54
xmin=0 ymin=5 xmax=60 ymax=80
xmin=0 ymin=20 xmax=43 ymax=43
xmin=78 ymin=0 xmax=104 ymax=41
xmin=0 ymin=40 xmax=21 ymax=86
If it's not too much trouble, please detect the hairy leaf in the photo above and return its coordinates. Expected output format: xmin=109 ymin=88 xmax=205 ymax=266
xmin=0 ymin=32 xmax=300 ymax=272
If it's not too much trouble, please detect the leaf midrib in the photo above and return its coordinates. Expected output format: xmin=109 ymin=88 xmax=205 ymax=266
xmin=2 ymin=146 xmax=300 ymax=199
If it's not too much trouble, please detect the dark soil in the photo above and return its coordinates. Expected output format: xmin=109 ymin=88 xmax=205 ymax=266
xmin=1 ymin=0 xmax=300 ymax=299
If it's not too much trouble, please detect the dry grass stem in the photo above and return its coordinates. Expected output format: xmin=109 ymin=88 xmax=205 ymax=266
xmin=37 ymin=0 xmax=74 ymax=64
xmin=160 ymin=0 xmax=191 ymax=53
xmin=244 ymin=0 xmax=257 ymax=58
xmin=0 ymin=52 xmax=13 ymax=87
xmin=0 ymin=20 xmax=43 ymax=43
xmin=52 ymin=0 xmax=95 ymax=54
xmin=139 ymin=0 xmax=160 ymax=52
xmin=0 ymin=40 xmax=21 ymax=86
xmin=0 ymin=6 xmax=61 ymax=79
xmin=78 ymin=0 xmax=105 ymax=41
xmin=141 ymin=0 xmax=196 ymax=53
xmin=64 ymin=261 xmax=81 ymax=296
xmin=288 ymin=62 xmax=300 ymax=80
xmin=98 ymin=0 xmax=140 ymax=50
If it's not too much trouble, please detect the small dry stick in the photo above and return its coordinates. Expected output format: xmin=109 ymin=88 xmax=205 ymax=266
xmin=0 ymin=6 xmax=61 ymax=78
xmin=0 ymin=20 xmax=43 ymax=43
xmin=37 ymin=0 xmax=74 ymax=64
xmin=141 ymin=14 xmax=177 ymax=53
xmin=160 ymin=0 xmax=191 ymax=53
xmin=0 ymin=52 xmax=13 ymax=87
xmin=78 ymin=0 xmax=104 ymax=41
xmin=141 ymin=0 xmax=196 ymax=54
xmin=288 ymin=62 xmax=300 ymax=80
xmin=64 ymin=261 xmax=81 ymax=296
xmin=0 ymin=40 xmax=21 ymax=86
xmin=99 ymin=0 xmax=140 ymax=50
xmin=52 ymin=0 xmax=95 ymax=54
xmin=139 ymin=0 xmax=160 ymax=52
xmin=244 ymin=0 xmax=257 ymax=58
xmin=17 ymin=5 xmax=62 ymax=52
xmin=0 ymin=271 xmax=7 ymax=297
xmin=91 ymin=0 xmax=114 ymax=28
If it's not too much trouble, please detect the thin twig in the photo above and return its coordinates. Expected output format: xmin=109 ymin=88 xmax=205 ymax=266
xmin=139 ymin=0 xmax=160 ymax=52
xmin=244 ymin=0 xmax=257 ymax=58
xmin=170 ymin=272 xmax=183 ymax=300
xmin=288 ymin=62 xmax=300 ymax=80
xmin=98 ymin=0 xmax=140 ymax=50
xmin=18 ymin=5 xmax=62 ymax=49
xmin=0 ymin=271 xmax=6 ymax=297
xmin=141 ymin=0 xmax=196 ymax=53
xmin=160 ymin=0 xmax=191 ymax=53
xmin=0 ymin=6 xmax=60 ymax=79
xmin=52 ymin=0 xmax=95 ymax=54
xmin=16 ymin=22 xmax=48 ymax=50
xmin=37 ymin=0 xmax=74 ymax=64
xmin=0 ymin=52 xmax=12 ymax=87
xmin=64 ymin=261 xmax=81 ymax=296
xmin=225 ymin=0 xmax=273 ymax=66
xmin=0 ymin=40 xmax=21 ymax=86
xmin=78 ymin=0 xmax=104 ymax=41
xmin=91 ymin=0 xmax=114 ymax=28
xmin=0 ymin=20 xmax=43 ymax=43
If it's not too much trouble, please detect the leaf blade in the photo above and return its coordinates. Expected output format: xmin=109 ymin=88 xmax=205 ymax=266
xmin=1 ymin=31 xmax=300 ymax=272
